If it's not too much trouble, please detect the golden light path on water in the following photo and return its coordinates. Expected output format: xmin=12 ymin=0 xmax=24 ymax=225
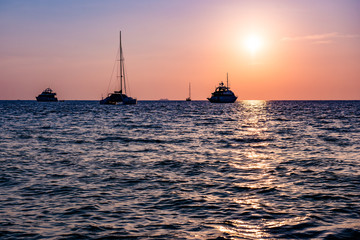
xmin=213 ymin=100 xmax=308 ymax=239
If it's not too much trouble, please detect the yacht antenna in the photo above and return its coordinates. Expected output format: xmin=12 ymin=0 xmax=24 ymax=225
xmin=227 ymin=72 xmax=229 ymax=88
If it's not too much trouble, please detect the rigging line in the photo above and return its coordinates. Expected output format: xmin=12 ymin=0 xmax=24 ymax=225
xmin=105 ymin=47 xmax=120 ymax=95
xmin=121 ymin=45 xmax=126 ymax=94
xmin=122 ymin=57 xmax=126 ymax=94
xmin=124 ymin=64 xmax=132 ymax=96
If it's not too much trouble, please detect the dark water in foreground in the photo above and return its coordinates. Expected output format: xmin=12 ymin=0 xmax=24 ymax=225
xmin=0 ymin=100 xmax=359 ymax=239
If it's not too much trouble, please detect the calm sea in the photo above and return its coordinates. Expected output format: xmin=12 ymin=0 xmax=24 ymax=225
xmin=0 ymin=100 xmax=359 ymax=239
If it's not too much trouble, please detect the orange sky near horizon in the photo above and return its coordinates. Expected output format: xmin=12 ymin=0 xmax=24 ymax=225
xmin=0 ymin=0 xmax=359 ymax=100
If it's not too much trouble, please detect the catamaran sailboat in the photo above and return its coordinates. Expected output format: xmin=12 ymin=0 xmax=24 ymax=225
xmin=100 ymin=31 xmax=137 ymax=105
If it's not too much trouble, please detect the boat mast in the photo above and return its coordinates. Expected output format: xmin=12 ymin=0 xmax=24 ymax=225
xmin=120 ymin=31 xmax=123 ymax=93
xmin=123 ymin=36 xmax=127 ymax=94
xmin=189 ymin=83 xmax=191 ymax=98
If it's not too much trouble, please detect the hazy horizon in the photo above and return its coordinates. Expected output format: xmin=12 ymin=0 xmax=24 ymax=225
xmin=1 ymin=0 xmax=360 ymax=100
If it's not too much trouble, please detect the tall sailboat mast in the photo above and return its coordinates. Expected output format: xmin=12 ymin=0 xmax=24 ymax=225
xmin=189 ymin=83 xmax=191 ymax=99
xmin=119 ymin=31 xmax=123 ymax=93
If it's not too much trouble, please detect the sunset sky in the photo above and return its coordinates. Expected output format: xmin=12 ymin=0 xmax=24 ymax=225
xmin=1 ymin=0 xmax=359 ymax=100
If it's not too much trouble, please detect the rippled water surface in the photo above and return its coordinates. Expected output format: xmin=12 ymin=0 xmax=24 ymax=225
xmin=1 ymin=100 xmax=360 ymax=239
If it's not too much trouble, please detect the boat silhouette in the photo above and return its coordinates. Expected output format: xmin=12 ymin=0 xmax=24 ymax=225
xmin=36 ymin=88 xmax=58 ymax=102
xmin=207 ymin=73 xmax=237 ymax=103
xmin=100 ymin=31 xmax=137 ymax=105
xmin=186 ymin=83 xmax=191 ymax=101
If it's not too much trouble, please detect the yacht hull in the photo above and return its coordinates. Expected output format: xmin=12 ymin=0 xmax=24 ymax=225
xmin=207 ymin=96 xmax=237 ymax=103
xmin=123 ymin=97 xmax=137 ymax=105
xmin=100 ymin=93 xmax=128 ymax=105
xmin=36 ymin=97 xmax=58 ymax=102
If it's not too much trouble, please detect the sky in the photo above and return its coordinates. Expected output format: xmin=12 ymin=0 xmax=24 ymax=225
xmin=0 ymin=0 xmax=359 ymax=100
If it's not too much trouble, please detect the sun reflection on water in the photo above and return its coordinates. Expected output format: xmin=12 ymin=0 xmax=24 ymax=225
xmin=215 ymin=100 xmax=279 ymax=239
xmin=215 ymin=216 xmax=311 ymax=240
xmin=215 ymin=219 xmax=270 ymax=239
xmin=237 ymin=100 xmax=269 ymax=138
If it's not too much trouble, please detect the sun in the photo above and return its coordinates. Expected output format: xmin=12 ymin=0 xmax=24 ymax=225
xmin=244 ymin=35 xmax=263 ymax=55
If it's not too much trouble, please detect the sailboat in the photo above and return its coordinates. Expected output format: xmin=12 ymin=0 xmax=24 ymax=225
xmin=186 ymin=83 xmax=191 ymax=101
xmin=100 ymin=31 xmax=137 ymax=105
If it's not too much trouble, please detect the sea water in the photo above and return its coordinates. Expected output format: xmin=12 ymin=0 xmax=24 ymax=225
xmin=0 ymin=100 xmax=359 ymax=239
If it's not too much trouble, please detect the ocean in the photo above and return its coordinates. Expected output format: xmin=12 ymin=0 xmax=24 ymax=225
xmin=0 ymin=100 xmax=359 ymax=239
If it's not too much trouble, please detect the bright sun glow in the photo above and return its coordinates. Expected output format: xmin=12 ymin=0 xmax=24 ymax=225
xmin=244 ymin=35 xmax=263 ymax=55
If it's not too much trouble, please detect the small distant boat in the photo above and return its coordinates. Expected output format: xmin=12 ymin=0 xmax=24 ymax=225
xmin=207 ymin=73 xmax=237 ymax=103
xmin=100 ymin=31 xmax=137 ymax=105
xmin=186 ymin=83 xmax=191 ymax=101
xmin=36 ymin=88 xmax=58 ymax=102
